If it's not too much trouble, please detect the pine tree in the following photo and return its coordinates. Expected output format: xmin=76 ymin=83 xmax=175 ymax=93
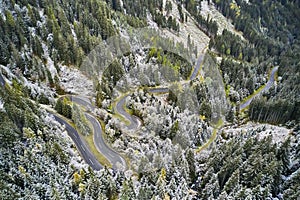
xmin=223 ymin=169 xmax=240 ymax=195
xmin=120 ymin=179 xmax=136 ymax=200
xmin=178 ymin=4 xmax=184 ymax=23
xmin=55 ymin=99 xmax=63 ymax=115
xmin=103 ymin=59 xmax=125 ymax=87
xmin=167 ymin=89 xmax=177 ymax=104
xmin=166 ymin=1 xmax=172 ymax=15
xmin=277 ymin=137 xmax=291 ymax=175
xmin=186 ymin=149 xmax=196 ymax=183
xmin=137 ymin=177 xmax=154 ymax=199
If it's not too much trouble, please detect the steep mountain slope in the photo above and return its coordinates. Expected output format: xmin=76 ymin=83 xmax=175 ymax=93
xmin=0 ymin=0 xmax=299 ymax=199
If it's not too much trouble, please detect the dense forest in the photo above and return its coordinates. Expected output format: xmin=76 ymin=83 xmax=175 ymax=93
xmin=173 ymin=0 xmax=300 ymax=124
xmin=0 ymin=0 xmax=299 ymax=199
xmin=209 ymin=0 xmax=300 ymax=124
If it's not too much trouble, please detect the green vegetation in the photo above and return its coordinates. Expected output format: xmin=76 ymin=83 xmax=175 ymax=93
xmin=117 ymin=0 xmax=179 ymax=31
xmin=195 ymin=134 xmax=296 ymax=199
xmin=0 ymin=0 xmax=116 ymax=72
xmin=55 ymin=97 xmax=72 ymax=119
xmin=0 ymin=83 xmax=41 ymax=145
xmin=147 ymin=48 xmax=193 ymax=80
xmin=249 ymin=97 xmax=296 ymax=124
xmin=72 ymin=104 xmax=92 ymax=136
xmin=240 ymin=66 xmax=279 ymax=111
xmin=183 ymin=0 xmax=219 ymax=37
xmin=101 ymin=59 xmax=125 ymax=99
xmin=0 ymin=0 xmax=299 ymax=199
xmin=196 ymin=119 xmax=223 ymax=153
xmin=210 ymin=0 xmax=300 ymax=124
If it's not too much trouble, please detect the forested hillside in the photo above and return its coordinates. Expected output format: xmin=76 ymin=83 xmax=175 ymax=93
xmin=209 ymin=0 xmax=300 ymax=124
xmin=0 ymin=0 xmax=299 ymax=199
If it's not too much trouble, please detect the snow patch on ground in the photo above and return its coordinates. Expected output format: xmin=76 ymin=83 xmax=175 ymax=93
xmin=70 ymin=25 xmax=77 ymax=41
xmin=59 ymin=65 xmax=94 ymax=96
xmin=38 ymin=9 xmax=47 ymax=25
xmin=1 ymin=64 xmax=56 ymax=104
xmin=146 ymin=0 xmax=209 ymax=59
xmin=0 ymin=65 xmax=16 ymax=85
xmin=0 ymin=4 xmax=5 ymax=20
xmin=43 ymin=112 xmax=89 ymax=170
xmin=42 ymin=43 xmax=57 ymax=79
xmin=223 ymin=122 xmax=291 ymax=143
xmin=23 ymin=78 xmax=56 ymax=102
xmin=163 ymin=0 xmax=209 ymax=55
xmin=0 ymin=99 xmax=4 ymax=112
xmin=146 ymin=13 xmax=159 ymax=30
xmin=200 ymin=0 xmax=245 ymax=40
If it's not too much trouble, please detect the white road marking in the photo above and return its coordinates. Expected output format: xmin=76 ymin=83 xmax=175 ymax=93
xmin=81 ymin=145 xmax=86 ymax=152
xmin=89 ymin=158 xmax=94 ymax=165
xmin=73 ymin=133 xmax=78 ymax=138
xmin=108 ymin=152 xmax=115 ymax=158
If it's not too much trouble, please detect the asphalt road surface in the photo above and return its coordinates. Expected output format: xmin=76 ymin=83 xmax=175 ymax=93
xmin=116 ymin=95 xmax=140 ymax=130
xmin=52 ymin=114 xmax=102 ymax=170
xmin=190 ymin=54 xmax=205 ymax=80
xmin=148 ymin=87 xmax=169 ymax=93
xmin=85 ymin=113 xmax=126 ymax=169
xmin=70 ymin=96 xmax=96 ymax=110
xmin=70 ymin=96 xmax=126 ymax=169
xmin=240 ymin=66 xmax=279 ymax=110
xmin=114 ymin=53 xmax=207 ymax=130
xmin=2 ymin=74 xmax=103 ymax=170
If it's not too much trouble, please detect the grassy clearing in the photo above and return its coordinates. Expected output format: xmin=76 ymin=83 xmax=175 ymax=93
xmin=81 ymin=133 xmax=112 ymax=168
xmin=112 ymin=112 xmax=130 ymax=125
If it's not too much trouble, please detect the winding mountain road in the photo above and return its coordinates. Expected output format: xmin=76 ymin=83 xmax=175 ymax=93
xmin=70 ymin=96 xmax=95 ymax=110
xmin=85 ymin=113 xmax=126 ymax=169
xmin=240 ymin=66 xmax=279 ymax=110
xmin=114 ymin=52 xmax=206 ymax=131
xmin=1 ymin=74 xmax=104 ymax=170
xmin=69 ymin=96 xmax=126 ymax=169
xmin=0 ymin=53 xmax=281 ymax=168
xmin=52 ymin=114 xmax=102 ymax=170
xmin=115 ymin=88 xmax=170 ymax=131
xmin=115 ymin=95 xmax=140 ymax=130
